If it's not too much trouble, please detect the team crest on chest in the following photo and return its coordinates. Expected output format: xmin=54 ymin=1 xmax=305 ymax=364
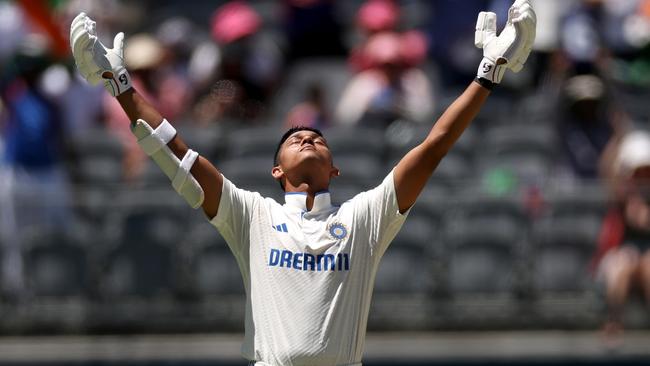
xmin=328 ymin=222 xmax=348 ymax=240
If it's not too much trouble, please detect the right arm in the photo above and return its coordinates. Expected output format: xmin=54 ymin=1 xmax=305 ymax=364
xmin=116 ymin=89 xmax=223 ymax=218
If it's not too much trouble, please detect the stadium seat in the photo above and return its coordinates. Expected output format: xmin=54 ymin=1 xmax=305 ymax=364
xmin=69 ymin=128 xmax=125 ymax=186
xmin=532 ymin=218 xmax=599 ymax=293
xmin=375 ymin=242 xmax=434 ymax=295
xmin=443 ymin=191 xmax=528 ymax=295
xmin=478 ymin=124 xmax=557 ymax=183
xmin=271 ymin=58 xmax=350 ymax=120
xmin=68 ymin=128 xmax=123 ymax=158
xmin=176 ymin=124 xmax=224 ymax=160
xmin=530 ymin=186 xmax=606 ymax=292
xmin=77 ymin=156 xmax=124 ymax=185
xmin=219 ymin=156 xmax=276 ymax=187
xmin=227 ymin=126 xmax=285 ymax=159
xmin=22 ymin=229 xmax=89 ymax=297
xmin=526 ymin=185 xmax=607 ymax=327
xmin=332 ymin=155 xmax=384 ymax=187
xmin=323 ymin=126 xmax=386 ymax=157
xmin=99 ymin=200 xmax=189 ymax=298
xmin=183 ymin=223 xmax=245 ymax=296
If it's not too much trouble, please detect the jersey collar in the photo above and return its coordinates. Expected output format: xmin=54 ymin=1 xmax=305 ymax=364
xmin=284 ymin=190 xmax=333 ymax=212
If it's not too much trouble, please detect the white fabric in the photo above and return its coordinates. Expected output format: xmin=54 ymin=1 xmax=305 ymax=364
xmin=131 ymin=119 xmax=204 ymax=209
xmin=138 ymin=119 xmax=177 ymax=156
xmin=615 ymin=130 xmax=650 ymax=176
xmin=474 ymin=0 xmax=537 ymax=83
xmin=210 ymin=171 xmax=408 ymax=366
xmin=70 ymin=12 xmax=132 ymax=96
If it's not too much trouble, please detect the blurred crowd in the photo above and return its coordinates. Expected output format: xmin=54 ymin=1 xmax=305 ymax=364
xmin=2 ymin=0 xmax=650 ymax=335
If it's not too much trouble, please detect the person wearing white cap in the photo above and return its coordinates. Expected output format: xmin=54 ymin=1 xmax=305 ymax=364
xmin=594 ymin=130 xmax=650 ymax=344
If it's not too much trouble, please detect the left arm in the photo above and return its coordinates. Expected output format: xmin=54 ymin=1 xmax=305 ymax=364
xmin=394 ymin=82 xmax=489 ymax=213
xmin=393 ymin=0 xmax=536 ymax=213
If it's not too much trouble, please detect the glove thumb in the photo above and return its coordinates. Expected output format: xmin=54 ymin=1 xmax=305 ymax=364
xmin=112 ymin=32 xmax=125 ymax=58
xmin=475 ymin=12 xmax=497 ymax=49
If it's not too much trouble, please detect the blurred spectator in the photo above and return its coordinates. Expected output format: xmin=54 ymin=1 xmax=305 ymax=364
xmin=0 ymin=37 xmax=71 ymax=299
xmin=556 ymin=74 xmax=615 ymax=179
xmin=284 ymin=83 xmax=329 ymax=129
xmin=348 ymin=0 xmax=400 ymax=72
xmin=335 ymin=32 xmax=434 ymax=128
xmin=609 ymin=0 xmax=650 ymax=85
xmin=593 ymin=130 xmax=650 ymax=342
xmin=283 ymin=0 xmax=345 ymax=60
xmin=193 ymin=1 xmax=283 ymax=123
xmin=529 ymin=0 xmax=576 ymax=87
xmin=427 ymin=0 xmax=496 ymax=89
xmin=559 ymin=0 xmax=603 ymax=75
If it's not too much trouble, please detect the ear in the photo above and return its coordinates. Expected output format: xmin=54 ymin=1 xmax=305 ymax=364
xmin=272 ymin=165 xmax=284 ymax=181
xmin=330 ymin=165 xmax=340 ymax=179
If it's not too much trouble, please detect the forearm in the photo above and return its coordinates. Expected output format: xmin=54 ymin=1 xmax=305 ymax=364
xmin=116 ymin=88 xmax=222 ymax=218
xmin=422 ymin=81 xmax=490 ymax=164
xmin=116 ymin=89 xmax=164 ymax=128
xmin=394 ymin=81 xmax=490 ymax=213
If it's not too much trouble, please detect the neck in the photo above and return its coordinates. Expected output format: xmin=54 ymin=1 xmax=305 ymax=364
xmin=284 ymin=182 xmax=329 ymax=211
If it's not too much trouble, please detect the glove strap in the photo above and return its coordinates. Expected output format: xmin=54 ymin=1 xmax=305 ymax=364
xmin=474 ymin=77 xmax=495 ymax=91
xmin=477 ymin=58 xmax=506 ymax=84
xmin=103 ymin=68 xmax=132 ymax=97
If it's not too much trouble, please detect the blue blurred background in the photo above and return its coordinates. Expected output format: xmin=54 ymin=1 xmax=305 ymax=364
xmin=2 ymin=0 xmax=650 ymax=364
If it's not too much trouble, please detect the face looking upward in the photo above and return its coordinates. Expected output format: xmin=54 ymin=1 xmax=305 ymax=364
xmin=272 ymin=130 xmax=339 ymax=191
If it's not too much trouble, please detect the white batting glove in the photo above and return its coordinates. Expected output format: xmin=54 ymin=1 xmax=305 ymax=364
xmin=475 ymin=0 xmax=536 ymax=84
xmin=70 ymin=12 xmax=132 ymax=96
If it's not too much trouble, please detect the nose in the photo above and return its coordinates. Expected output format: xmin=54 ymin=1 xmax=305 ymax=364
xmin=301 ymin=135 xmax=315 ymax=145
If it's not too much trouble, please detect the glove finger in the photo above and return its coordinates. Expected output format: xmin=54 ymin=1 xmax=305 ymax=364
xmin=71 ymin=12 xmax=87 ymax=26
xmin=475 ymin=11 xmax=497 ymax=48
xmin=506 ymin=5 xmax=535 ymax=57
xmin=508 ymin=0 xmax=531 ymax=25
xmin=70 ymin=19 xmax=92 ymax=51
xmin=70 ymin=18 xmax=87 ymax=48
xmin=112 ymin=32 xmax=125 ymax=58
xmin=71 ymin=32 xmax=95 ymax=61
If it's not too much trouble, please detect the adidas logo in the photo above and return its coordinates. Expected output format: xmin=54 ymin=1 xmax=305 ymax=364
xmin=273 ymin=223 xmax=288 ymax=233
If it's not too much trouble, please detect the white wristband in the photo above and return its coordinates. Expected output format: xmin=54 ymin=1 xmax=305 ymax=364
xmin=137 ymin=119 xmax=177 ymax=156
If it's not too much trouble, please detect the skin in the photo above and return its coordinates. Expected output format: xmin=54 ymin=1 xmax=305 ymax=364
xmin=116 ymin=81 xmax=490 ymax=217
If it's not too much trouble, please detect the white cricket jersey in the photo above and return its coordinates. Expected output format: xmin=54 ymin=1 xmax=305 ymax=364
xmin=209 ymin=170 xmax=409 ymax=366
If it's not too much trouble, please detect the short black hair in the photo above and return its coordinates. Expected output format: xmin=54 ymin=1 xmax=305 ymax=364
xmin=273 ymin=126 xmax=324 ymax=166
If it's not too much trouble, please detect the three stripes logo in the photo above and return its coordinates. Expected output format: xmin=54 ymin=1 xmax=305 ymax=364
xmin=273 ymin=223 xmax=288 ymax=233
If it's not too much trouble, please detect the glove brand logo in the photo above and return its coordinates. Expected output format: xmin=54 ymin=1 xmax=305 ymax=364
xmin=119 ymin=74 xmax=128 ymax=86
xmin=482 ymin=63 xmax=492 ymax=73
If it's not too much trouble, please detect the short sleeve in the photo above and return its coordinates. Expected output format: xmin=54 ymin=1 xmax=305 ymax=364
xmin=209 ymin=175 xmax=262 ymax=257
xmin=351 ymin=170 xmax=410 ymax=258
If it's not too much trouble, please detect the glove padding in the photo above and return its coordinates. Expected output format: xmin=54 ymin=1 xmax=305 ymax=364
xmin=475 ymin=0 xmax=536 ymax=84
xmin=70 ymin=12 xmax=132 ymax=96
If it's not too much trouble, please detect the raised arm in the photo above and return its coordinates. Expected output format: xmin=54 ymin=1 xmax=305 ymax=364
xmin=394 ymin=0 xmax=536 ymax=213
xmin=70 ymin=13 xmax=222 ymax=218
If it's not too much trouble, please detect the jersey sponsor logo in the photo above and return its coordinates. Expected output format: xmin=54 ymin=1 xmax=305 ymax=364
xmin=268 ymin=248 xmax=350 ymax=271
xmin=273 ymin=223 xmax=288 ymax=233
